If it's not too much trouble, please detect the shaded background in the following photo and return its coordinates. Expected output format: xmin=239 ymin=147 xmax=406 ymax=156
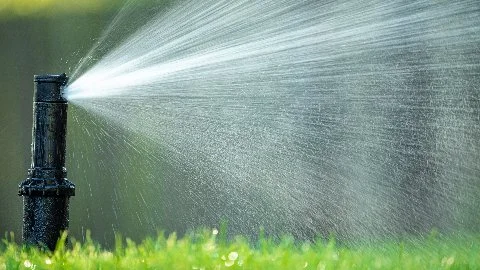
xmin=0 ymin=0 xmax=123 ymax=243
xmin=1 ymin=1 xmax=479 ymax=246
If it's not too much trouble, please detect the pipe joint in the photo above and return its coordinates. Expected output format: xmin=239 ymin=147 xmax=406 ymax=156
xmin=19 ymin=178 xmax=75 ymax=197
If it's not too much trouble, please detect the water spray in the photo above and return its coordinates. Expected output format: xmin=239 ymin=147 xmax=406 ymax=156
xmin=18 ymin=74 xmax=75 ymax=250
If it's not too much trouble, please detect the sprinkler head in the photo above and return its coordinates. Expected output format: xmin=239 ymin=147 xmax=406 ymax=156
xmin=32 ymin=73 xmax=68 ymax=102
xmin=19 ymin=73 xmax=75 ymax=250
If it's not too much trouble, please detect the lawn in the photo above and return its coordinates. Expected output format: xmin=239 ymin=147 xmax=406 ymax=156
xmin=1 ymin=230 xmax=478 ymax=269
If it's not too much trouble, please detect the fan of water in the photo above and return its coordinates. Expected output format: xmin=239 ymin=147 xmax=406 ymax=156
xmin=64 ymin=0 xmax=480 ymax=242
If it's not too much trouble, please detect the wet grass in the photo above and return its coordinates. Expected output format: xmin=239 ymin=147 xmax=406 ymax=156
xmin=0 ymin=230 xmax=478 ymax=269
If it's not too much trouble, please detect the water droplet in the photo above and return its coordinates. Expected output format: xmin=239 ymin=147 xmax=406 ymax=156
xmin=23 ymin=260 xmax=33 ymax=268
xmin=228 ymin=251 xmax=238 ymax=261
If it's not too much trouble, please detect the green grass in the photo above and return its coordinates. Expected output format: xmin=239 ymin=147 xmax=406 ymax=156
xmin=1 ymin=230 xmax=479 ymax=269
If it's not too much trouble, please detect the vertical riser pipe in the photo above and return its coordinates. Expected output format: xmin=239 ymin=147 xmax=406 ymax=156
xmin=19 ymin=74 xmax=75 ymax=250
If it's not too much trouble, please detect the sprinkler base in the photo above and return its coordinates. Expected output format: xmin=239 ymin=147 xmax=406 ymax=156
xmin=22 ymin=196 xmax=71 ymax=250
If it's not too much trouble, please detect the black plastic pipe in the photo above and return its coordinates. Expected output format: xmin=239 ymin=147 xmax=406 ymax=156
xmin=19 ymin=73 xmax=75 ymax=250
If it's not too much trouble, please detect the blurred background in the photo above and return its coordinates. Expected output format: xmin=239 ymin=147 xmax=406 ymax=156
xmin=1 ymin=0 xmax=479 ymax=247
xmin=1 ymin=0 xmax=212 ymax=246
xmin=0 ymin=0 xmax=124 ymax=243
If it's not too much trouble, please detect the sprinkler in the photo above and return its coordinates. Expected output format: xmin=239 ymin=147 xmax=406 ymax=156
xmin=18 ymin=73 xmax=75 ymax=250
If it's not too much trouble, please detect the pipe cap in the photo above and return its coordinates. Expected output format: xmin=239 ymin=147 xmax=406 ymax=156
xmin=33 ymin=73 xmax=69 ymax=102
xmin=34 ymin=73 xmax=68 ymax=85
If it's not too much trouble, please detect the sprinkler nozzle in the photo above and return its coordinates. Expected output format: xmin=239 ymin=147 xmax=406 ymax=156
xmin=19 ymin=73 xmax=75 ymax=250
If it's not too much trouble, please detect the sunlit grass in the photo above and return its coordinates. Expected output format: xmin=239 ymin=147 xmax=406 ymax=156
xmin=1 ymin=230 xmax=478 ymax=269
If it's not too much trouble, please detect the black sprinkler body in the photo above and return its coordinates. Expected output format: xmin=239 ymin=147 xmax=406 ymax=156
xmin=19 ymin=73 xmax=75 ymax=250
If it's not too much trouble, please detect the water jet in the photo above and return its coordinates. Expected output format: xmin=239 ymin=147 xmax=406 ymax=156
xmin=18 ymin=73 xmax=75 ymax=250
xmin=63 ymin=0 xmax=480 ymax=241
